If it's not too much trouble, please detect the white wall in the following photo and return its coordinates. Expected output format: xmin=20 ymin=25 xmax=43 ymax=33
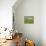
xmin=0 ymin=0 xmax=16 ymax=29
xmin=41 ymin=0 xmax=46 ymax=46
xmin=13 ymin=0 xmax=41 ymax=46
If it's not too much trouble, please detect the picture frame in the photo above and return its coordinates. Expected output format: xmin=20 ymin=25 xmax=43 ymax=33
xmin=24 ymin=16 xmax=34 ymax=24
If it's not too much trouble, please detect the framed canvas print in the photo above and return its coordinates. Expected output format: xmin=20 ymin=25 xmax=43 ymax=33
xmin=24 ymin=16 xmax=34 ymax=24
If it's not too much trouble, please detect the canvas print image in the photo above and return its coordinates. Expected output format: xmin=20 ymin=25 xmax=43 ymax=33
xmin=24 ymin=16 xmax=34 ymax=24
